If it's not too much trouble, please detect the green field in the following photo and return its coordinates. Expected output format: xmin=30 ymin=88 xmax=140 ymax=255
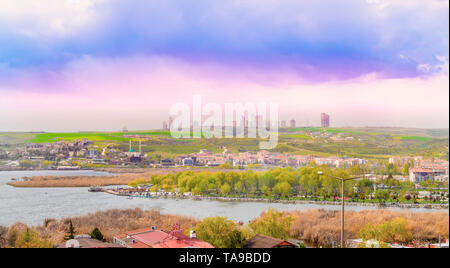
xmin=25 ymin=131 xmax=173 ymax=143
xmin=395 ymin=136 xmax=432 ymax=141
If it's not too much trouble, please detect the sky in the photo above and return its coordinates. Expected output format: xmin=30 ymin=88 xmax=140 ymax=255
xmin=0 ymin=0 xmax=448 ymax=131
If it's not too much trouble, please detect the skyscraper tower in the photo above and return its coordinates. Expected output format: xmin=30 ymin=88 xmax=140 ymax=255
xmin=321 ymin=113 xmax=330 ymax=128
xmin=290 ymin=119 xmax=296 ymax=128
xmin=169 ymin=116 xmax=174 ymax=129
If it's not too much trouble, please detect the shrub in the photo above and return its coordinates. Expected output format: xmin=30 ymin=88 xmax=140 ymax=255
xmin=90 ymin=227 xmax=104 ymax=241
xmin=249 ymin=209 xmax=294 ymax=240
xmin=194 ymin=217 xmax=245 ymax=248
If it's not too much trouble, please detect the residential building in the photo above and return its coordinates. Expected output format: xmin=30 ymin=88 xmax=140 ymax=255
xmin=321 ymin=113 xmax=330 ymax=127
xmin=244 ymin=234 xmax=297 ymax=248
xmin=113 ymin=227 xmax=214 ymax=248
xmin=290 ymin=119 xmax=296 ymax=128
xmin=409 ymin=167 xmax=447 ymax=183
xmin=182 ymin=157 xmax=194 ymax=166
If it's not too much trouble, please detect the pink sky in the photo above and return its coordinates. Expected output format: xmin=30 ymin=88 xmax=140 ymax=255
xmin=0 ymin=55 xmax=448 ymax=131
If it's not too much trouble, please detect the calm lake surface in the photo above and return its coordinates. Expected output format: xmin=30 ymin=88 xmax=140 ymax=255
xmin=0 ymin=170 xmax=446 ymax=226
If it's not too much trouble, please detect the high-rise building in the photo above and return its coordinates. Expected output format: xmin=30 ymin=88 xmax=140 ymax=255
xmin=280 ymin=120 xmax=287 ymax=128
xmin=163 ymin=121 xmax=168 ymax=130
xmin=321 ymin=113 xmax=330 ymax=128
xmin=168 ymin=117 xmax=174 ymax=129
xmin=290 ymin=119 xmax=296 ymax=128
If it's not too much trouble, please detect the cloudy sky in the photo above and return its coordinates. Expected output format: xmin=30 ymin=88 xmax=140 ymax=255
xmin=0 ymin=0 xmax=448 ymax=131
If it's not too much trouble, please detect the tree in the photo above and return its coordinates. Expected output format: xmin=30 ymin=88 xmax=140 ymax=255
xmin=194 ymin=217 xmax=246 ymax=248
xmin=249 ymin=209 xmax=294 ymax=240
xmin=15 ymin=228 xmax=53 ymax=248
xmin=0 ymin=226 xmax=8 ymax=248
xmin=375 ymin=189 xmax=390 ymax=202
xmin=322 ymin=177 xmax=340 ymax=198
xmin=261 ymin=185 xmax=271 ymax=196
xmin=192 ymin=186 xmax=202 ymax=195
xmin=272 ymin=182 xmax=291 ymax=198
xmin=19 ymin=160 xmax=38 ymax=169
xmin=220 ymin=183 xmax=231 ymax=195
xmin=402 ymin=164 xmax=409 ymax=176
xmin=234 ymin=181 xmax=243 ymax=194
xmin=90 ymin=227 xmax=104 ymax=241
xmin=42 ymin=160 xmax=54 ymax=168
xmin=218 ymin=163 xmax=233 ymax=169
xmin=64 ymin=221 xmax=76 ymax=241
xmin=356 ymin=179 xmax=373 ymax=199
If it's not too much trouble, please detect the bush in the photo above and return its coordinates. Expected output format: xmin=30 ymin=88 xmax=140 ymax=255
xmin=194 ymin=217 xmax=246 ymax=248
xmin=359 ymin=218 xmax=412 ymax=244
xmin=249 ymin=209 xmax=294 ymax=240
xmin=90 ymin=227 xmax=104 ymax=241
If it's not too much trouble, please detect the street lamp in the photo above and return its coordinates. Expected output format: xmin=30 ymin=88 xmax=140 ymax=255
xmin=318 ymin=171 xmax=363 ymax=248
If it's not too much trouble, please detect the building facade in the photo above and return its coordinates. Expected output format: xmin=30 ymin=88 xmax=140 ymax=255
xmin=321 ymin=113 xmax=330 ymax=127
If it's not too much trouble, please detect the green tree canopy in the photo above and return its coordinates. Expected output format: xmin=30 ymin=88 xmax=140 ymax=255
xmin=90 ymin=227 xmax=104 ymax=241
xmin=249 ymin=209 xmax=294 ymax=240
xmin=194 ymin=217 xmax=246 ymax=248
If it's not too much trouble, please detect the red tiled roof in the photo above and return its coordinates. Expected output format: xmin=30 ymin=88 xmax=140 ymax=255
xmin=152 ymin=238 xmax=214 ymax=248
xmin=244 ymin=234 xmax=297 ymax=248
xmin=128 ymin=241 xmax=151 ymax=248
xmin=115 ymin=229 xmax=214 ymax=248
xmin=133 ymin=230 xmax=170 ymax=245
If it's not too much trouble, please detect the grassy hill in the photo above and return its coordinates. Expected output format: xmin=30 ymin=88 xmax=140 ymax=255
xmin=1 ymin=127 xmax=448 ymax=160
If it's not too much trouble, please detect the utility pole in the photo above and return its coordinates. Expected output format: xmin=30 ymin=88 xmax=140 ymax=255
xmin=318 ymin=171 xmax=364 ymax=248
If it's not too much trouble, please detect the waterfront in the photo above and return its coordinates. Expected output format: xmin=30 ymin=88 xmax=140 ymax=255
xmin=0 ymin=171 xmax=447 ymax=227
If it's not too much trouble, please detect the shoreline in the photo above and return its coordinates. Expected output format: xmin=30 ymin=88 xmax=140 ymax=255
xmin=4 ymin=169 xmax=449 ymax=210
xmin=102 ymin=189 xmax=449 ymax=210
xmin=5 ymin=168 xmax=241 ymax=187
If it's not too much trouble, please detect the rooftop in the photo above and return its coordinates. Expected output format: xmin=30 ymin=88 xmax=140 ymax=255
xmin=114 ymin=228 xmax=214 ymax=248
xmin=244 ymin=234 xmax=296 ymax=248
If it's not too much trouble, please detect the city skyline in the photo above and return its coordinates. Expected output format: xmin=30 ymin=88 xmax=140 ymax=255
xmin=0 ymin=0 xmax=448 ymax=131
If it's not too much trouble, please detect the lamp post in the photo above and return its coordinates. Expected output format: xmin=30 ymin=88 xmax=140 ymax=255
xmin=318 ymin=171 xmax=363 ymax=248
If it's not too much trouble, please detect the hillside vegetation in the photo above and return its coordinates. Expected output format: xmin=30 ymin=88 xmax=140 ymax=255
xmin=1 ymin=127 xmax=448 ymax=160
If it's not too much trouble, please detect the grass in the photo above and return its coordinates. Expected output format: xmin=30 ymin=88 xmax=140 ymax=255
xmin=395 ymin=136 xmax=432 ymax=141
xmin=281 ymin=134 xmax=312 ymax=139
xmin=26 ymin=131 xmax=175 ymax=143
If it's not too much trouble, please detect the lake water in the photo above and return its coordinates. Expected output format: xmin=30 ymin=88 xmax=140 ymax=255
xmin=0 ymin=170 xmax=446 ymax=226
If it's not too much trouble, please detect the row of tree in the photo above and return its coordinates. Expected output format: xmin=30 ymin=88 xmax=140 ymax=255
xmin=128 ymin=165 xmax=437 ymax=201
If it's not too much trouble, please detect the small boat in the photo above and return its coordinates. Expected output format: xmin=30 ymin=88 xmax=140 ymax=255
xmin=126 ymin=196 xmax=133 ymax=200
xmin=88 ymin=187 xmax=103 ymax=192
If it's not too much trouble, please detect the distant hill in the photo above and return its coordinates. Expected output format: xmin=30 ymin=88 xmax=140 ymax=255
xmin=0 ymin=127 xmax=448 ymax=160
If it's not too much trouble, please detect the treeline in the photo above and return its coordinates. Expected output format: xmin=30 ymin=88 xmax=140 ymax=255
xmin=128 ymin=165 xmax=443 ymax=202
